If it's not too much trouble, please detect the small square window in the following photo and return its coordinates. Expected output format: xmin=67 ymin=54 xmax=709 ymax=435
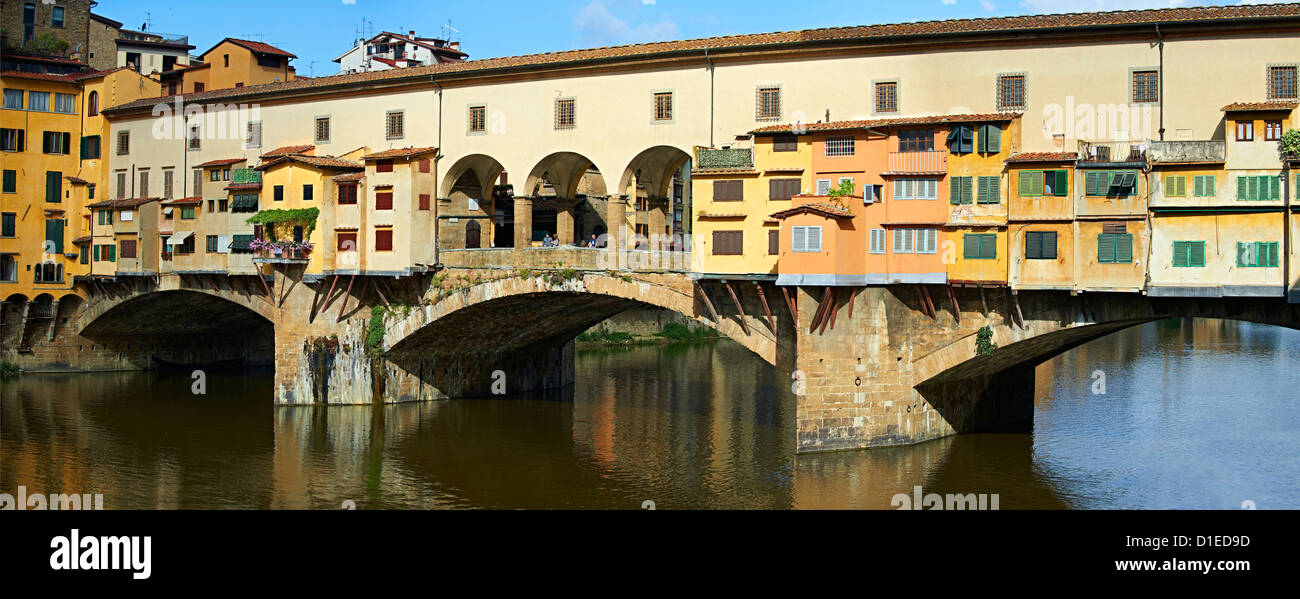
xmin=874 ymin=81 xmax=898 ymax=113
xmin=756 ymin=86 xmax=781 ymax=121
xmin=996 ymin=74 xmax=1026 ymax=111
xmin=315 ymin=117 xmax=331 ymax=143
xmin=1132 ymin=70 xmax=1158 ymax=104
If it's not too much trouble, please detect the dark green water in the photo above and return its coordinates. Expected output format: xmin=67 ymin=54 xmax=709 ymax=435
xmin=2 ymin=318 xmax=1297 ymax=509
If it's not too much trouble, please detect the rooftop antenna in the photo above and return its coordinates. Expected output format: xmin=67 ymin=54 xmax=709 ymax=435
xmin=141 ymin=12 xmax=153 ymax=32
xmin=442 ymin=20 xmax=460 ymax=43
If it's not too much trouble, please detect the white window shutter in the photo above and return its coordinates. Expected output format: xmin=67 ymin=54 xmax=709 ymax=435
xmin=808 ymin=227 xmax=822 ymax=252
xmin=792 ymin=227 xmax=807 ymax=252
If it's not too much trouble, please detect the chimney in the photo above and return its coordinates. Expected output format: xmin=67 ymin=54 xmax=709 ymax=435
xmin=449 ymin=41 xmax=460 ymax=51
xmin=409 ymin=30 xmax=416 ymax=38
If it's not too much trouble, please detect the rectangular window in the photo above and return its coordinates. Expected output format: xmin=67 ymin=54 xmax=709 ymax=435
xmin=375 ymin=228 xmax=394 ymax=251
xmin=712 ymin=230 xmax=743 ymax=255
xmin=45 ymin=171 xmax=61 ymax=203
xmin=899 ymin=129 xmax=934 ymax=152
xmin=80 ymin=135 xmax=100 ymax=159
xmin=1237 ymin=175 xmax=1281 ymax=201
xmin=2 ymin=171 xmax=14 ymax=193
xmin=44 ymin=219 xmax=64 ymax=254
xmin=756 ymin=86 xmax=781 ymax=121
xmin=916 ymin=229 xmax=938 ymax=254
xmin=949 ymin=176 xmax=974 ymax=205
xmin=874 ymin=81 xmax=898 ymax=113
xmin=376 ymin=160 xmax=394 ymax=174
xmin=977 ymin=124 xmax=1002 ymax=154
xmin=976 ymin=176 xmax=1001 ymax=204
xmin=27 ymin=91 xmax=49 ymax=112
xmin=1268 ymin=65 xmax=1298 ymax=100
xmin=1 ymin=212 xmax=15 ymax=237
xmin=205 ymin=235 xmax=219 ymax=253
xmin=418 ymin=194 xmax=431 ymax=211
xmin=791 ymin=226 xmax=822 ymax=253
xmin=1084 ymin=171 xmax=1138 ymax=197
xmin=337 ymin=232 xmax=358 ymax=252
xmin=303 ymin=184 xmax=314 ymax=202
xmin=996 ymin=74 xmax=1025 ymax=110
xmin=163 ymin=170 xmax=174 ymax=200
xmin=338 ymin=184 xmax=358 ymax=205
xmin=273 ymin=185 xmax=284 ymax=202
xmin=870 ymin=229 xmax=887 ymax=254
xmin=654 ymin=92 xmax=673 ymax=121
xmin=1133 ymin=70 xmax=1159 ymax=103
xmin=386 ymin=111 xmax=405 ymax=140
xmin=246 ymin=121 xmax=262 ymax=149
xmin=117 ymin=131 xmax=129 ymax=155
xmin=53 ymin=93 xmax=74 ymax=114
xmin=947 ymin=126 xmax=974 ymax=154
xmin=2 ymin=89 xmax=22 ymax=110
xmin=315 ymin=117 xmax=331 ymax=143
xmin=120 ymin=239 xmax=138 ymax=259
xmin=376 ymin=190 xmax=393 ymax=210
xmin=194 ymin=169 xmax=203 ymax=197
xmin=0 ymin=128 xmax=21 ymax=152
xmin=816 ymin=179 xmax=831 ymax=196
xmin=894 ymin=178 xmax=938 ymax=200
xmin=555 ymin=98 xmax=576 ymax=130
xmin=768 ymin=230 xmax=779 ymax=255
xmin=138 ymin=170 xmax=149 ymax=198
xmin=115 ymin=171 xmax=127 ymax=199
xmin=1237 ymin=241 xmax=1280 ymax=268
xmin=894 ymin=229 xmax=916 ymax=254
xmin=1172 ymin=241 xmax=1206 ymax=268
xmin=773 ymin=135 xmax=797 ymax=152
xmin=963 ymin=233 xmax=997 ymax=260
xmin=181 ymin=206 xmax=196 ymax=220
xmin=713 ymin=180 xmax=743 ymax=202
xmin=52 ymin=6 xmax=64 ymax=27
xmin=1025 ymin=231 xmax=1058 ymax=260
xmin=469 ymin=105 xmax=486 ymax=133
xmin=1164 ymin=175 xmax=1187 ymax=197
xmin=768 ymin=178 xmax=800 ymax=201
xmin=42 ymin=131 xmax=70 ymax=155
xmin=1265 ymin=120 xmax=1283 ymax=141
xmin=1236 ymin=120 xmax=1254 ymax=142
xmin=1018 ymin=170 xmax=1069 ymax=197
xmin=824 ymin=135 xmax=855 ymax=157
xmin=1097 ymin=232 xmax=1134 ymax=264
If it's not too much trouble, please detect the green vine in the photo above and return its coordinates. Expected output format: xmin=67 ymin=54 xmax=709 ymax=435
xmin=247 ymin=208 xmax=321 ymax=239
xmin=367 ymin=305 xmax=387 ymax=355
xmin=975 ymin=326 xmax=998 ymax=357
xmin=826 ymin=179 xmax=857 ymax=215
xmin=1281 ymin=129 xmax=1300 ymax=159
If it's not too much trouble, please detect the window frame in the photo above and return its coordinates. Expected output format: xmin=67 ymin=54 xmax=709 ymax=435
xmin=652 ymin=90 xmax=674 ymax=123
xmin=385 ymin=110 xmax=405 ymax=140
xmin=554 ymin=97 xmax=576 ymax=130
xmin=314 ymin=115 xmax=332 ymax=144
xmin=467 ymin=104 xmax=487 ymax=135
xmin=873 ymin=79 xmax=899 ymax=115
xmin=1131 ymin=68 xmax=1159 ymax=104
xmin=1267 ymin=64 xmax=1298 ymax=100
xmin=755 ymin=85 xmax=781 ymax=122
xmin=996 ymin=72 xmax=1027 ymax=111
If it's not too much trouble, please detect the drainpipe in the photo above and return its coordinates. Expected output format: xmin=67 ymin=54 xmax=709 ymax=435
xmin=704 ymin=47 xmax=714 ymax=148
xmin=1156 ymin=25 xmax=1165 ymax=141
xmin=431 ymin=75 xmax=443 ymax=266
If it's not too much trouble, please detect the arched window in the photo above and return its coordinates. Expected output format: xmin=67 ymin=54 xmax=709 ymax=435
xmin=88 ymin=91 xmax=99 ymax=117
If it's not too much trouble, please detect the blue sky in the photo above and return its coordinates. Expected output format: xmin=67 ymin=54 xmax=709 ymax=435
xmin=100 ymin=0 xmax=1267 ymax=77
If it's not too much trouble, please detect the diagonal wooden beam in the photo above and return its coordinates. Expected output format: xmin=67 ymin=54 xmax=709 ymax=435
xmin=721 ymin=280 xmax=750 ymax=336
xmin=781 ymin=286 xmax=798 ymax=327
xmin=336 ymin=275 xmax=356 ymax=323
xmin=809 ymin=286 xmax=832 ymax=334
xmin=256 ymin=270 xmax=273 ymax=298
xmin=847 ymin=287 xmax=858 ymax=320
xmin=752 ymin=282 xmax=776 ymax=333
xmin=373 ymin=276 xmax=392 ymax=308
xmin=819 ymin=287 xmax=837 ymax=335
xmin=947 ymin=285 xmax=961 ymax=325
xmin=695 ymin=282 xmax=720 ymax=323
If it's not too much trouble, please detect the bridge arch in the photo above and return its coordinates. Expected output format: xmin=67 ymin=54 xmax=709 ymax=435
xmin=376 ymin=272 xmax=793 ymax=403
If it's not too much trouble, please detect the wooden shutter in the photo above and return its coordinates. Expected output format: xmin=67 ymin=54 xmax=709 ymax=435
xmin=1189 ymin=241 xmax=1206 ymax=267
xmin=768 ymin=230 xmax=779 ymax=255
xmin=375 ymin=229 xmax=394 ymax=251
xmin=791 ymin=227 xmax=806 ymax=253
xmin=1018 ymin=171 xmax=1034 ymax=197
xmin=1054 ymin=170 xmax=1068 ymax=196
xmin=419 ymin=194 xmax=431 ymax=211
xmin=1097 ymin=234 xmax=1115 ymax=263
xmin=1041 ymin=231 xmax=1057 ymax=259
xmin=963 ymin=234 xmax=979 ymax=259
xmin=979 ymin=124 xmax=1001 ymax=153
xmin=1268 ymin=176 xmax=1281 ymax=201
xmin=978 ymin=176 xmax=1000 ymax=204
xmin=1115 ymin=234 xmax=1133 ymax=263
xmin=45 ymin=219 xmax=64 ymax=254
xmin=376 ymin=191 xmax=393 ymax=210
xmin=1025 ymin=231 xmax=1042 ymax=259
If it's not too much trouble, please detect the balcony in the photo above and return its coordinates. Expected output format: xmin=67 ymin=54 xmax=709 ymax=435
xmin=886 ymin=151 xmax=947 ymax=175
xmin=1079 ymin=141 xmax=1147 ymax=166
xmin=231 ymin=169 xmax=262 ymax=185
xmin=1146 ymin=140 xmax=1226 ymax=164
xmin=695 ymin=148 xmax=753 ymax=171
xmin=119 ymin=30 xmax=190 ymax=46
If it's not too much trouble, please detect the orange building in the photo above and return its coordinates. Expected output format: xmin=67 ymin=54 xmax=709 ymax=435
xmin=159 ymin=38 xmax=297 ymax=95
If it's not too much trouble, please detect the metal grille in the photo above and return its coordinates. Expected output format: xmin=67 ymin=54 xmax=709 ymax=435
xmin=654 ymin=92 xmax=673 ymax=121
xmin=875 ymin=81 xmax=897 ymax=113
xmin=116 ymin=131 xmax=129 ymax=155
xmin=246 ymin=122 xmax=262 ymax=149
xmin=555 ymin=98 xmax=576 ymax=130
xmin=755 ymin=86 xmax=780 ymax=121
xmin=997 ymin=74 xmax=1025 ymax=110
xmin=469 ymin=106 xmax=486 ymax=132
xmin=315 ymin=117 xmax=331 ymax=143
xmin=1268 ymin=66 xmax=1297 ymax=99
xmin=386 ymin=111 xmax=404 ymax=140
xmin=1132 ymin=71 xmax=1158 ymax=103
xmin=187 ymin=126 xmax=201 ymax=150
xmin=824 ymin=135 xmax=855 ymax=157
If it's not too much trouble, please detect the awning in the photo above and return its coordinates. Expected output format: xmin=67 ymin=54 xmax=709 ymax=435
xmin=230 ymin=195 xmax=259 ymax=211
xmin=229 ymin=234 xmax=254 ymax=251
xmin=162 ymin=207 xmax=174 ymax=215
xmin=166 ymin=230 xmax=194 ymax=245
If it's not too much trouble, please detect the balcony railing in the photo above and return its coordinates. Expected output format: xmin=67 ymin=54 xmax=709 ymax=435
xmin=120 ymin=31 xmax=189 ymax=45
xmin=695 ymin=148 xmax=753 ymax=170
xmin=1079 ymin=141 xmax=1148 ymax=164
xmin=887 ymin=151 xmax=947 ymax=174
xmin=231 ymin=169 xmax=262 ymax=185
xmin=1146 ymin=140 xmax=1226 ymax=164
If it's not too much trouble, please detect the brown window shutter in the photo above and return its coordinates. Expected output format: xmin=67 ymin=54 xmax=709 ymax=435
xmin=1103 ymin=221 xmax=1127 ymax=234
xmin=419 ymin=194 xmax=431 ymax=210
xmin=768 ymin=230 xmax=779 ymax=255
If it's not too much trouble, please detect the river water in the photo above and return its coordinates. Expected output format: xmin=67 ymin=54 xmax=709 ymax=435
xmin=3 ymin=318 xmax=1297 ymax=510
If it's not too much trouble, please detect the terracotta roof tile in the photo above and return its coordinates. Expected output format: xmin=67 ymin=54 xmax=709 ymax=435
xmin=1221 ymin=101 xmax=1298 ymax=112
xmin=361 ymin=147 xmax=438 ymax=161
xmin=196 ymin=158 xmax=247 ymax=168
xmin=215 ymin=38 xmax=297 ymax=59
xmin=332 ymin=172 xmax=365 ymax=183
xmin=225 ymin=182 xmax=263 ymax=191
xmin=72 ymin=235 xmax=92 ymax=245
xmin=691 ymin=168 xmax=759 ymax=176
xmin=770 ymin=201 xmax=855 ymax=220
xmin=258 ymin=154 xmax=365 ymax=170
xmin=752 ymin=113 xmax=1020 ymax=135
xmin=104 ymin=5 xmax=1300 ymax=115
xmin=0 ymin=70 xmax=78 ymax=83
xmin=163 ymin=197 xmax=203 ymax=205
xmin=87 ymin=197 xmax=162 ymax=209
xmin=64 ymin=176 xmax=92 ymax=185
xmin=1006 ymin=152 xmax=1079 ymax=163
xmin=261 ymin=145 xmax=315 ymax=158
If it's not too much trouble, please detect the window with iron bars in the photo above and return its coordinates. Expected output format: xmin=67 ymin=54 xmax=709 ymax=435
xmin=654 ymin=92 xmax=673 ymax=121
xmin=824 ymin=135 xmax=855 ymax=157
xmin=1268 ymin=65 xmax=1297 ymax=99
xmin=555 ymin=98 xmax=576 ymax=130
xmin=1132 ymin=71 xmax=1158 ymax=103
xmin=386 ymin=111 xmax=404 ymax=140
xmin=997 ymin=74 xmax=1026 ymax=110
xmin=469 ymin=105 xmax=486 ymax=133
xmin=875 ymin=81 xmax=897 ymax=113
xmin=755 ymin=86 xmax=780 ymax=121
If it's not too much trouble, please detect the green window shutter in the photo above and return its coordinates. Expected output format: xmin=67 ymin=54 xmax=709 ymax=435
xmin=1026 ymin=231 xmax=1042 ymax=259
xmin=1237 ymin=176 xmax=1249 ymax=200
xmin=1268 ymin=176 xmax=1280 ymax=201
xmin=1085 ymin=172 xmax=1097 ymax=196
xmin=1237 ymin=242 xmax=1248 ymax=266
xmin=1266 ymin=242 xmax=1279 ymax=267
xmin=1176 ymin=176 xmax=1186 ymax=197
xmin=1193 ymin=176 xmax=1204 ymax=197
xmin=981 ymin=234 xmax=997 ymax=259
xmin=1054 ymin=170 xmax=1069 ymax=196
xmin=1042 ymin=232 xmax=1057 ymax=259
xmin=1203 ymin=176 xmax=1214 ymax=197
xmin=1098 ymin=234 xmax=1115 ymax=263
xmin=1190 ymin=242 xmax=1206 ymax=267
xmin=1247 ymin=176 xmax=1259 ymax=201
xmin=962 ymin=127 xmax=974 ymax=154
xmin=1172 ymin=241 xmax=1188 ymax=267
xmin=946 ymin=128 xmax=960 ymax=153
xmin=1164 ymin=176 xmax=1177 ymax=196
xmin=2 ymin=170 xmax=14 ymax=193
xmin=980 ymin=125 xmax=1001 ymax=154
xmin=978 ymin=176 xmax=1000 ymax=204
xmin=963 ymin=234 xmax=979 ymax=258
xmin=1032 ymin=171 xmax=1044 ymax=196
xmin=1115 ymin=233 xmax=1133 ymax=263
xmin=93 ymin=245 xmax=100 ymax=261
xmin=1019 ymin=171 xmax=1033 ymax=197
xmin=109 ymin=244 xmax=116 ymax=262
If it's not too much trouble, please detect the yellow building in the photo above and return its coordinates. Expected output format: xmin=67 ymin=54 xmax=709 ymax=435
xmin=945 ymin=118 xmax=1020 ymax=287
xmin=255 ymin=151 xmax=365 ymax=278
xmin=1006 ymin=153 xmax=1077 ymax=292
xmin=160 ymin=38 xmax=297 ymax=94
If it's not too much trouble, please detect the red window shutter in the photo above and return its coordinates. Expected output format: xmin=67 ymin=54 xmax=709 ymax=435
xmin=338 ymin=184 xmax=357 ymax=204
xmin=376 ymin=191 xmax=393 ymax=210
xmin=419 ymin=194 xmax=431 ymax=210
xmin=375 ymin=229 xmax=393 ymax=251
xmin=419 ymin=159 xmax=430 ymax=173
xmin=377 ymin=160 xmax=394 ymax=173
xmin=336 ymin=232 xmax=357 ymax=251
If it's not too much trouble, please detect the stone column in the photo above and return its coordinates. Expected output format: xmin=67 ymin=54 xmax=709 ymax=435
xmin=513 ymin=196 xmax=534 ymax=248
xmin=47 ymin=299 xmax=60 ymax=341
xmin=605 ymin=195 xmax=628 ymax=250
xmin=556 ymin=198 xmax=576 ymax=246
xmin=647 ymin=197 xmax=668 ymax=250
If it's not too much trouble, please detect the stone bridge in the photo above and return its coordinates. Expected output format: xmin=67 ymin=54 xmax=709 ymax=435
xmin=5 ymin=250 xmax=1299 ymax=453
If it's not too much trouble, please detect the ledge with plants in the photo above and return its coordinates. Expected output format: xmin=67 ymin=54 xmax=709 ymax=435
xmin=247 ymin=208 xmax=320 ymax=259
